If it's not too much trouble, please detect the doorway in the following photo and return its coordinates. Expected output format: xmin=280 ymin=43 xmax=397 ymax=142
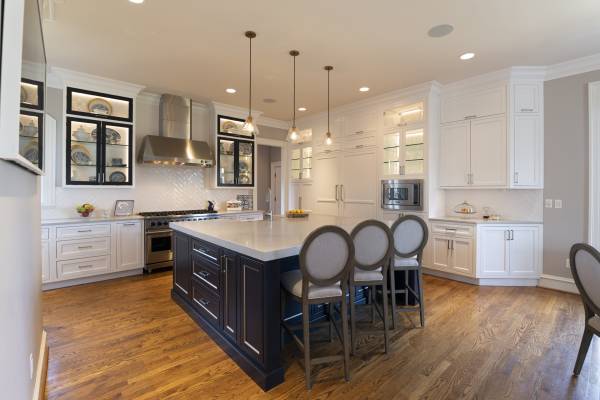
xmin=256 ymin=143 xmax=284 ymax=215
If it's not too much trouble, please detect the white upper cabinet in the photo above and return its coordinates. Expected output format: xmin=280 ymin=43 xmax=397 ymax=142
xmin=343 ymin=110 xmax=377 ymax=137
xmin=439 ymin=121 xmax=470 ymax=187
xmin=469 ymin=115 xmax=507 ymax=186
xmin=514 ymin=84 xmax=540 ymax=113
xmin=441 ymin=86 xmax=506 ymax=123
xmin=512 ymin=115 xmax=541 ymax=187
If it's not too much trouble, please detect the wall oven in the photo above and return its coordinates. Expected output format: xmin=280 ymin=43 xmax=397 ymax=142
xmin=381 ymin=179 xmax=423 ymax=211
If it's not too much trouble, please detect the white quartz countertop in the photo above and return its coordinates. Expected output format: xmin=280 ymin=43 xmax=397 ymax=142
xmin=42 ymin=215 xmax=144 ymax=225
xmin=170 ymin=215 xmax=369 ymax=262
xmin=429 ymin=216 xmax=543 ymax=225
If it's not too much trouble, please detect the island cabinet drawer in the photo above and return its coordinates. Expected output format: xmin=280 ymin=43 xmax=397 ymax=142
xmin=57 ymin=224 xmax=110 ymax=240
xmin=431 ymin=223 xmax=474 ymax=238
xmin=56 ymin=237 xmax=111 ymax=261
xmin=58 ymin=255 xmax=110 ymax=280
xmin=191 ymin=279 xmax=221 ymax=327
xmin=192 ymin=253 xmax=221 ymax=293
xmin=192 ymin=239 xmax=219 ymax=266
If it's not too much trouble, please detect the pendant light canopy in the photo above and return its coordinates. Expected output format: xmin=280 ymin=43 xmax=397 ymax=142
xmin=324 ymin=66 xmax=333 ymax=145
xmin=287 ymin=50 xmax=300 ymax=142
xmin=242 ymin=31 xmax=259 ymax=136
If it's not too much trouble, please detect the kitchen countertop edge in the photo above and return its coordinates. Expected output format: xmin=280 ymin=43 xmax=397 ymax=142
xmin=429 ymin=216 xmax=543 ymax=225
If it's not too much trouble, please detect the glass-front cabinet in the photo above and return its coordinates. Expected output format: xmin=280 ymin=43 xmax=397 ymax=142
xmin=66 ymin=117 xmax=133 ymax=185
xmin=64 ymin=88 xmax=134 ymax=186
xmin=19 ymin=110 xmax=43 ymax=169
xmin=382 ymin=102 xmax=425 ymax=177
xmin=217 ymin=137 xmax=254 ymax=187
xmin=291 ymin=145 xmax=312 ymax=181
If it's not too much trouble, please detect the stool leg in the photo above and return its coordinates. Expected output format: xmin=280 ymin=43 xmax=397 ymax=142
xmin=350 ymin=284 xmax=356 ymax=354
xmin=389 ymin=263 xmax=397 ymax=330
xmin=302 ymin=300 xmax=312 ymax=389
xmin=382 ymin=277 xmax=389 ymax=354
xmin=341 ymin=288 xmax=350 ymax=382
xmin=327 ymin=303 xmax=333 ymax=342
xmin=417 ymin=267 xmax=425 ymax=327
xmin=404 ymin=270 xmax=409 ymax=306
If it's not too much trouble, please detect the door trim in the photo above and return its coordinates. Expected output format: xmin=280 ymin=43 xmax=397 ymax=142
xmin=589 ymin=81 xmax=600 ymax=248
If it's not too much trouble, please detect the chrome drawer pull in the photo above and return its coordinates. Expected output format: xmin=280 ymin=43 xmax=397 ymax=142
xmin=77 ymin=229 xmax=92 ymax=233
xmin=198 ymin=271 xmax=209 ymax=278
xmin=193 ymin=248 xmax=217 ymax=262
xmin=464 ymin=115 xmax=477 ymax=119
xmin=123 ymin=223 xmax=137 ymax=226
xmin=520 ymin=108 xmax=534 ymax=112
xmin=77 ymin=245 xmax=93 ymax=250
xmin=78 ymin=264 xmax=93 ymax=269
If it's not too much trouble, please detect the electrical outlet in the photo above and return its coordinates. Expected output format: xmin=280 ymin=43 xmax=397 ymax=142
xmin=565 ymin=258 xmax=571 ymax=270
xmin=544 ymin=199 xmax=553 ymax=208
xmin=29 ymin=353 xmax=34 ymax=380
xmin=555 ymin=199 xmax=563 ymax=209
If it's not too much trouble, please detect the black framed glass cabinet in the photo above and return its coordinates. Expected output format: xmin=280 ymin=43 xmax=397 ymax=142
xmin=217 ymin=137 xmax=254 ymax=187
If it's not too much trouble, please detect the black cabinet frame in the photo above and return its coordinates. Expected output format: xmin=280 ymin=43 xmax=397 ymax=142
xmin=217 ymin=137 xmax=254 ymax=187
xmin=66 ymin=87 xmax=133 ymax=123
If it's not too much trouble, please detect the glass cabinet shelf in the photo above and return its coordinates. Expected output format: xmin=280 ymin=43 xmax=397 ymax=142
xmin=291 ymin=145 xmax=312 ymax=181
xmin=382 ymin=124 xmax=424 ymax=177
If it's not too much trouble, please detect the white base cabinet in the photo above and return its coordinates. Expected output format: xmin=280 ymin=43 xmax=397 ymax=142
xmin=41 ymin=219 xmax=144 ymax=289
xmin=425 ymin=221 xmax=542 ymax=285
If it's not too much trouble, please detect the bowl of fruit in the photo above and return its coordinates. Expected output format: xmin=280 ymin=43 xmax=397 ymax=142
xmin=287 ymin=209 xmax=309 ymax=218
xmin=76 ymin=203 xmax=95 ymax=217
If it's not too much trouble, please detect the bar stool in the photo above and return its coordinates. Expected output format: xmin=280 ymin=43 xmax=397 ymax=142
xmin=389 ymin=215 xmax=429 ymax=329
xmin=280 ymin=225 xmax=354 ymax=389
xmin=349 ymin=219 xmax=393 ymax=354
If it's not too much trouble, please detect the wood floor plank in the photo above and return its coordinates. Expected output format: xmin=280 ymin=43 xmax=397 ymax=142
xmin=42 ymin=273 xmax=599 ymax=399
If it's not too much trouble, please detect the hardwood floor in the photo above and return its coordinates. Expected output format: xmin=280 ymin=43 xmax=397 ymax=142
xmin=43 ymin=273 xmax=599 ymax=399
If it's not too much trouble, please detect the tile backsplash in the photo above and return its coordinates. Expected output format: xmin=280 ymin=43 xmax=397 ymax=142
xmin=43 ymin=163 xmax=251 ymax=219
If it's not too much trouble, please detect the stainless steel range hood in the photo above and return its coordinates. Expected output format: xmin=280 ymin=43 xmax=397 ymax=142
xmin=138 ymin=94 xmax=214 ymax=167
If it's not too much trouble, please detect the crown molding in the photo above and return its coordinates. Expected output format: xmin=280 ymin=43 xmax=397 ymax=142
xmin=258 ymin=116 xmax=289 ymax=130
xmin=545 ymin=52 xmax=600 ymax=81
xmin=48 ymin=66 xmax=146 ymax=97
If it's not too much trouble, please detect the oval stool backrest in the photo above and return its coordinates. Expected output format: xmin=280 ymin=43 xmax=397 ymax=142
xmin=300 ymin=225 xmax=354 ymax=287
xmin=570 ymin=243 xmax=600 ymax=317
xmin=351 ymin=219 xmax=394 ymax=271
xmin=390 ymin=215 xmax=429 ymax=259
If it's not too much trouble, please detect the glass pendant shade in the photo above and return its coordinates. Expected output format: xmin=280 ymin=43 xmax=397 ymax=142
xmin=242 ymin=115 xmax=259 ymax=135
xmin=287 ymin=125 xmax=299 ymax=141
xmin=324 ymin=131 xmax=332 ymax=145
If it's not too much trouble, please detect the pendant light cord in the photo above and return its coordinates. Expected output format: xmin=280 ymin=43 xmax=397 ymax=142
xmin=249 ymin=35 xmax=252 ymax=117
xmin=327 ymin=68 xmax=330 ymax=132
xmin=293 ymin=55 xmax=296 ymax=125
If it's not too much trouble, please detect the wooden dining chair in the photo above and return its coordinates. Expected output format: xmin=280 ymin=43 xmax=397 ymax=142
xmin=280 ymin=225 xmax=354 ymax=389
xmin=569 ymin=243 xmax=600 ymax=375
xmin=349 ymin=219 xmax=394 ymax=354
xmin=389 ymin=215 xmax=429 ymax=329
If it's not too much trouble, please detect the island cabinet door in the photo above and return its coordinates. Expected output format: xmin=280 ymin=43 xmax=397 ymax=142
xmin=221 ymin=250 xmax=239 ymax=343
xmin=173 ymin=233 xmax=191 ymax=298
xmin=239 ymin=256 xmax=265 ymax=364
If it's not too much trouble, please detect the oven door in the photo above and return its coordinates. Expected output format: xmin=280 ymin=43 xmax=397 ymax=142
xmin=145 ymin=229 xmax=173 ymax=266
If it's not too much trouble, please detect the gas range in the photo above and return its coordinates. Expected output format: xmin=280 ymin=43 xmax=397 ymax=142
xmin=139 ymin=209 xmax=219 ymax=231
xmin=139 ymin=209 xmax=219 ymax=272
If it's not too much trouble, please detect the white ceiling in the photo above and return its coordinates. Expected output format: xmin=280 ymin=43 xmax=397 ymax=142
xmin=43 ymin=0 xmax=600 ymax=120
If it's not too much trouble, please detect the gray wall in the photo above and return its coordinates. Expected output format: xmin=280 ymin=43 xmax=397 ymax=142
xmin=544 ymin=70 xmax=600 ymax=278
xmin=0 ymin=161 xmax=42 ymax=399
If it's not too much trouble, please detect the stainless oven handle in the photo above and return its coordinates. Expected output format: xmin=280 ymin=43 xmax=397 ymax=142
xmin=146 ymin=229 xmax=173 ymax=236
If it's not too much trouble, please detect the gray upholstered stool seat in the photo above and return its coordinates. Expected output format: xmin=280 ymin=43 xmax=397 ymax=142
xmin=394 ymin=256 xmax=419 ymax=268
xmin=354 ymin=267 xmax=383 ymax=282
xmin=281 ymin=270 xmax=342 ymax=299
xmin=589 ymin=316 xmax=600 ymax=331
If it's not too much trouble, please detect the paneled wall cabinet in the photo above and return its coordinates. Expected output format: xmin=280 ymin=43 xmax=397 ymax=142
xmin=439 ymin=78 xmax=543 ymax=189
xmin=41 ymin=219 xmax=143 ymax=289
xmin=426 ymin=220 xmax=542 ymax=285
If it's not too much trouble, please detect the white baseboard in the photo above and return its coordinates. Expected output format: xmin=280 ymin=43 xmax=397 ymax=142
xmin=42 ymin=269 xmax=143 ymax=291
xmin=538 ymin=274 xmax=579 ymax=294
xmin=32 ymin=330 xmax=48 ymax=400
xmin=423 ymin=267 xmax=539 ymax=287
xmin=422 ymin=267 xmax=478 ymax=285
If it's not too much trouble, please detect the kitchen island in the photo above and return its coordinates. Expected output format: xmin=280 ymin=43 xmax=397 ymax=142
xmin=169 ymin=215 xmax=367 ymax=390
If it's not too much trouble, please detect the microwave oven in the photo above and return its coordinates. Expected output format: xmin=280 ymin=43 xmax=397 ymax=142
xmin=381 ymin=179 xmax=423 ymax=211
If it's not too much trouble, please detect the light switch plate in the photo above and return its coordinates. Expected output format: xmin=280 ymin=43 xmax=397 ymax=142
xmin=544 ymin=199 xmax=553 ymax=208
xmin=555 ymin=199 xmax=563 ymax=209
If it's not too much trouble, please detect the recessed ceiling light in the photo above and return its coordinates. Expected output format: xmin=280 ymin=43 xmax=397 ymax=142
xmin=460 ymin=52 xmax=475 ymax=60
xmin=428 ymin=24 xmax=454 ymax=38
xmin=129 ymin=0 xmax=144 ymax=4
xmin=297 ymin=107 xmax=307 ymax=112
xmin=225 ymin=88 xmax=236 ymax=94
xmin=359 ymin=87 xmax=370 ymax=92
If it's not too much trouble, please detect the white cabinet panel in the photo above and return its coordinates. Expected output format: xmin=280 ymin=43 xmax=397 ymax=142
xmin=116 ymin=221 xmax=142 ymax=271
xmin=509 ymin=227 xmax=539 ymax=276
xmin=340 ymin=149 xmax=377 ymax=219
xmin=439 ymin=122 xmax=469 ymax=187
xmin=470 ymin=116 xmax=507 ymax=186
xmin=58 ymin=256 xmax=110 ymax=280
xmin=479 ymin=227 xmax=509 ymax=277
xmin=514 ymin=84 xmax=540 ymax=113
xmin=56 ymin=224 xmax=110 ymax=240
xmin=343 ymin=110 xmax=377 ymax=136
xmin=512 ymin=115 xmax=541 ymax=187
xmin=451 ymin=238 xmax=474 ymax=277
xmin=56 ymin=237 xmax=111 ymax=261
xmin=42 ymin=240 xmax=50 ymax=283
xmin=313 ymin=151 xmax=341 ymax=216
xmin=441 ymin=86 xmax=506 ymax=123
xmin=432 ymin=236 xmax=451 ymax=270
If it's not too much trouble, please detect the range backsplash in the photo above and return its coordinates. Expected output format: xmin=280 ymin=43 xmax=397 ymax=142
xmin=42 ymin=163 xmax=251 ymax=219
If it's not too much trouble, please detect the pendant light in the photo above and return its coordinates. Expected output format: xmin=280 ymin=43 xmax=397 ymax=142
xmin=324 ymin=66 xmax=333 ymax=145
xmin=242 ymin=31 xmax=259 ymax=136
xmin=287 ymin=50 xmax=300 ymax=142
